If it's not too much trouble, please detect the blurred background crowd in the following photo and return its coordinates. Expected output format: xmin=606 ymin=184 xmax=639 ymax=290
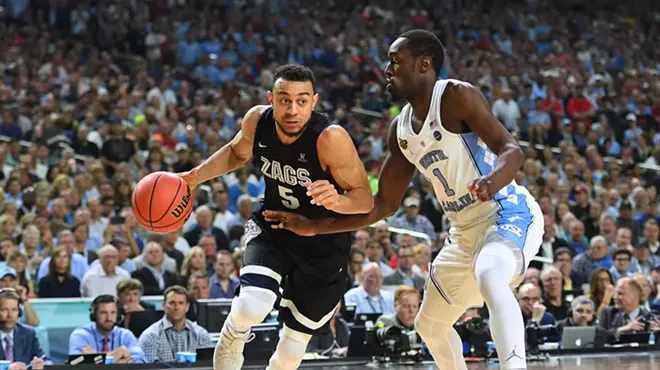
xmin=0 ymin=0 xmax=658 ymax=365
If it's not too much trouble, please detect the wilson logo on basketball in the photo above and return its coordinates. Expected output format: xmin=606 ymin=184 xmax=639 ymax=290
xmin=171 ymin=193 xmax=191 ymax=218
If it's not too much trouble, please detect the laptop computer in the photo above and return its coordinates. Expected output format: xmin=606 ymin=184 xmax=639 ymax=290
xmin=67 ymin=354 xmax=107 ymax=365
xmin=561 ymin=326 xmax=597 ymax=349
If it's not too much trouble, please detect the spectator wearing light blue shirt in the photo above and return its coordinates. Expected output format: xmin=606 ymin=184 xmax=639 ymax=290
xmin=69 ymin=295 xmax=146 ymax=363
xmin=37 ymin=230 xmax=89 ymax=282
xmin=344 ymin=263 xmax=395 ymax=315
xmin=390 ymin=197 xmax=436 ymax=243
xmin=623 ymin=113 xmax=643 ymax=148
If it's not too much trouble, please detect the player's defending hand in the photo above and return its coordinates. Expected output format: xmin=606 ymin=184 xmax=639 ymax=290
xmin=262 ymin=210 xmax=318 ymax=237
xmin=178 ymin=168 xmax=199 ymax=190
xmin=306 ymin=180 xmax=340 ymax=210
xmin=467 ymin=176 xmax=494 ymax=202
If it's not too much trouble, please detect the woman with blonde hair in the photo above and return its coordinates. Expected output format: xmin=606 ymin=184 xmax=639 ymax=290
xmin=0 ymin=213 xmax=17 ymax=240
xmin=413 ymin=243 xmax=431 ymax=277
xmin=7 ymin=251 xmax=35 ymax=297
xmin=180 ymin=246 xmax=207 ymax=282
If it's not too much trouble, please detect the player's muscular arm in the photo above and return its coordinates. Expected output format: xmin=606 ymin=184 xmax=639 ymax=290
xmin=273 ymin=118 xmax=416 ymax=235
xmin=181 ymin=105 xmax=266 ymax=188
xmin=448 ymin=84 xmax=524 ymax=198
xmin=315 ymin=126 xmax=373 ymax=214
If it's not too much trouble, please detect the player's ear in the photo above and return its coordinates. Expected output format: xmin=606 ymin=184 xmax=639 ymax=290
xmin=312 ymin=93 xmax=319 ymax=110
xmin=267 ymin=91 xmax=274 ymax=105
xmin=418 ymin=56 xmax=431 ymax=74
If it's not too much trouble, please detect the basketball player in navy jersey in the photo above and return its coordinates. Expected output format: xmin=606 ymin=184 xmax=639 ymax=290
xmin=264 ymin=30 xmax=544 ymax=370
xmin=179 ymin=64 xmax=372 ymax=370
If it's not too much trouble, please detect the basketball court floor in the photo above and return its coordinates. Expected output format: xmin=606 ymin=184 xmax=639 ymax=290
xmin=243 ymin=352 xmax=660 ymax=369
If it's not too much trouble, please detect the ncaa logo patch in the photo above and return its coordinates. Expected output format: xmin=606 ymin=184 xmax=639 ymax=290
xmin=399 ymin=139 xmax=408 ymax=149
xmin=433 ymin=131 xmax=442 ymax=141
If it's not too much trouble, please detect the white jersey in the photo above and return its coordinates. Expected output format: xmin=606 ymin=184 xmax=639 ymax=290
xmin=396 ymin=79 xmax=535 ymax=234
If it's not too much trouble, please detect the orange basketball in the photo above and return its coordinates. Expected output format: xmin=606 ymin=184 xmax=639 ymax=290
xmin=132 ymin=171 xmax=193 ymax=233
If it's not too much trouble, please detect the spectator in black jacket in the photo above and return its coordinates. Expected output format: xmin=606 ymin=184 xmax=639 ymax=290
xmin=131 ymin=242 xmax=180 ymax=296
xmin=37 ymin=246 xmax=81 ymax=298
xmin=599 ymin=277 xmax=659 ymax=341
xmin=183 ymin=206 xmax=229 ymax=251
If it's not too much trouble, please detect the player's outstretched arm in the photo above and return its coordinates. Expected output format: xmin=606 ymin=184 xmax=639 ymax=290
xmin=449 ymin=84 xmax=524 ymax=201
xmin=263 ymin=117 xmax=416 ymax=235
xmin=312 ymin=125 xmax=374 ymax=214
xmin=179 ymin=105 xmax=267 ymax=189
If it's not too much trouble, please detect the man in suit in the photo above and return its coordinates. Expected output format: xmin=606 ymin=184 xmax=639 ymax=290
xmin=131 ymin=242 xmax=180 ymax=296
xmin=383 ymin=245 xmax=425 ymax=292
xmin=183 ymin=206 xmax=230 ymax=251
xmin=599 ymin=277 xmax=660 ymax=341
xmin=0 ymin=290 xmax=46 ymax=369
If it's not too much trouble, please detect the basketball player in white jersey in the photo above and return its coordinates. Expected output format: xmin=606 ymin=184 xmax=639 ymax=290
xmin=263 ymin=29 xmax=543 ymax=369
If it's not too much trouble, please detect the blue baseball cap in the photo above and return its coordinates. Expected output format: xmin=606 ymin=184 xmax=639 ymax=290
xmin=0 ymin=267 xmax=17 ymax=280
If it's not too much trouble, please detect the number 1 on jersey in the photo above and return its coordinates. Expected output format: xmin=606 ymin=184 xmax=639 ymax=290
xmin=278 ymin=185 xmax=300 ymax=209
xmin=432 ymin=168 xmax=455 ymax=196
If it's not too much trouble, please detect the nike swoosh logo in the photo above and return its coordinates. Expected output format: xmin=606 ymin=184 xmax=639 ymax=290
xmin=259 ymin=143 xmax=267 ymax=148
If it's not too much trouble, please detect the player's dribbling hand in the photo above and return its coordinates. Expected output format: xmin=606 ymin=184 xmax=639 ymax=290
xmin=178 ymin=168 xmax=200 ymax=190
xmin=467 ymin=176 xmax=495 ymax=202
xmin=262 ymin=210 xmax=317 ymax=237
xmin=306 ymin=180 xmax=340 ymax=210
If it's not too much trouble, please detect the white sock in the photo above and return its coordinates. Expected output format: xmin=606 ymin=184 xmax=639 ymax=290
xmin=475 ymin=242 xmax=527 ymax=370
xmin=266 ymin=325 xmax=312 ymax=370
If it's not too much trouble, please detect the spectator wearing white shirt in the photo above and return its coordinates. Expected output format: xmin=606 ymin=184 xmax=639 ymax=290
xmin=491 ymin=87 xmax=521 ymax=133
xmin=81 ymin=245 xmax=130 ymax=297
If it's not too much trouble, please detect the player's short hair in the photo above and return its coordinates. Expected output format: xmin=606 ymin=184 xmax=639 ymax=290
xmin=399 ymin=29 xmax=445 ymax=75
xmin=273 ymin=64 xmax=315 ymax=91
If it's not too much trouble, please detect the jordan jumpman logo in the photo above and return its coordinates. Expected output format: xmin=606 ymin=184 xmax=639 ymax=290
xmin=506 ymin=346 xmax=523 ymax=362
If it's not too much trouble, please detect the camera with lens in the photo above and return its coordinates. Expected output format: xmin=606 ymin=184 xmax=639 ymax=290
xmin=365 ymin=323 xmax=423 ymax=362
xmin=453 ymin=317 xmax=490 ymax=357
xmin=638 ymin=312 xmax=659 ymax=332
xmin=525 ymin=321 xmax=559 ymax=354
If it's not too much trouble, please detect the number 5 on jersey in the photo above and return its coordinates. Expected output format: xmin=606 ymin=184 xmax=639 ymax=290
xmin=278 ymin=185 xmax=300 ymax=209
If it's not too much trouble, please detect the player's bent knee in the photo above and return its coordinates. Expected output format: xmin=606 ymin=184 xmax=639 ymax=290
xmin=232 ymin=287 xmax=278 ymax=326
xmin=415 ymin=307 xmax=453 ymax=341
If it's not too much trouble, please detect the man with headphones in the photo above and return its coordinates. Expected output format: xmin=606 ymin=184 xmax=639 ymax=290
xmin=68 ymin=294 xmax=146 ymax=363
xmin=0 ymin=289 xmax=47 ymax=369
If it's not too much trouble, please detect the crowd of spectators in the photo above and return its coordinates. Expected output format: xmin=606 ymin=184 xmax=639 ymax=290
xmin=0 ymin=0 xmax=658 ymax=364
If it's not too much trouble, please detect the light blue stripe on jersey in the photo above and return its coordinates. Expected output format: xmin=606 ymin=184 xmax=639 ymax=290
xmin=460 ymin=133 xmax=533 ymax=250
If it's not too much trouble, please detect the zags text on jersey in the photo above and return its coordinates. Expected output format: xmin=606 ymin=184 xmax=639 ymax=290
xmin=261 ymin=156 xmax=311 ymax=187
